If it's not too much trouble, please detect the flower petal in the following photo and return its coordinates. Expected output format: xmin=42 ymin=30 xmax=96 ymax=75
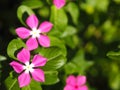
xmin=64 ymin=85 xmax=75 ymax=90
xmin=10 ymin=61 xmax=23 ymax=73
xmin=53 ymin=0 xmax=66 ymax=9
xmin=26 ymin=14 xmax=39 ymax=29
xmin=78 ymin=85 xmax=88 ymax=90
xmin=38 ymin=21 xmax=53 ymax=33
xmin=66 ymin=75 xmax=76 ymax=86
xmin=16 ymin=27 xmax=30 ymax=39
xmin=26 ymin=37 xmax=38 ymax=51
xmin=17 ymin=48 xmax=30 ymax=63
xmin=31 ymin=69 xmax=45 ymax=82
xmin=32 ymin=54 xmax=47 ymax=67
xmin=18 ymin=72 xmax=31 ymax=87
xmin=38 ymin=35 xmax=50 ymax=47
xmin=77 ymin=76 xmax=86 ymax=86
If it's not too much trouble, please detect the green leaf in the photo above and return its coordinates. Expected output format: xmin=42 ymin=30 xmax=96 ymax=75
xmin=107 ymin=51 xmax=120 ymax=60
xmin=64 ymin=49 xmax=93 ymax=74
xmin=22 ymin=0 xmax=44 ymax=9
xmin=63 ymin=35 xmax=79 ymax=49
xmin=7 ymin=38 xmax=26 ymax=60
xmin=34 ymin=37 xmax=67 ymax=71
xmin=42 ymin=55 xmax=66 ymax=71
xmin=43 ymin=71 xmax=59 ymax=85
xmin=22 ymin=79 xmax=42 ymax=90
xmin=36 ymin=47 xmax=66 ymax=71
xmin=4 ymin=77 xmax=20 ymax=90
xmin=65 ymin=2 xmax=79 ymax=24
xmin=0 ymin=55 xmax=6 ymax=61
xmin=50 ymin=6 xmax=68 ymax=36
xmin=17 ymin=5 xmax=34 ymax=25
xmin=50 ymin=36 xmax=66 ymax=56
xmin=61 ymin=26 xmax=77 ymax=38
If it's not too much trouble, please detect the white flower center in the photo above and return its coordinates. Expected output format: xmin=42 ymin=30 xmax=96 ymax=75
xmin=23 ymin=62 xmax=34 ymax=73
xmin=30 ymin=28 xmax=41 ymax=38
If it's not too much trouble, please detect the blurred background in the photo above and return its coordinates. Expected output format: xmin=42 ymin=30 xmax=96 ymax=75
xmin=0 ymin=0 xmax=120 ymax=90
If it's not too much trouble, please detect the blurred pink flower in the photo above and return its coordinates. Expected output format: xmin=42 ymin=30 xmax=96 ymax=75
xmin=10 ymin=48 xmax=47 ymax=87
xmin=16 ymin=14 xmax=53 ymax=50
xmin=64 ymin=75 xmax=88 ymax=90
xmin=53 ymin=0 xmax=66 ymax=9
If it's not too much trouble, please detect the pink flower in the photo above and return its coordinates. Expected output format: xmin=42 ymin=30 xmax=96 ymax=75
xmin=53 ymin=0 xmax=66 ymax=9
xmin=16 ymin=14 xmax=53 ymax=50
xmin=64 ymin=75 xmax=88 ymax=90
xmin=10 ymin=48 xmax=47 ymax=87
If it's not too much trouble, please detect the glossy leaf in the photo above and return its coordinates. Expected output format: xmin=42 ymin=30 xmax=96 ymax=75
xmin=7 ymin=38 xmax=26 ymax=60
xmin=36 ymin=47 xmax=66 ymax=71
xmin=17 ymin=5 xmax=34 ymax=25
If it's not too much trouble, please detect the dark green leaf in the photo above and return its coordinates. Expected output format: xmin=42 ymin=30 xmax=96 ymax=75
xmin=4 ymin=77 xmax=20 ymax=90
xmin=64 ymin=49 xmax=93 ymax=74
xmin=107 ymin=51 xmax=120 ymax=60
xmin=43 ymin=71 xmax=59 ymax=85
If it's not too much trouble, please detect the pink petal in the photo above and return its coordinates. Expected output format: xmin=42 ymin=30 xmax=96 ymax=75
xmin=16 ymin=27 xmax=30 ymax=39
xmin=17 ymin=48 xmax=30 ymax=63
xmin=26 ymin=14 xmax=39 ymax=29
xmin=31 ymin=69 xmax=45 ymax=82
xmin=64 ymin=85 xmax=75 ymax=90
xmin=77 ymin=76 xmax=86 ymax=86
xmin=53 ymin=0 xmax=66 ymax=9
xmin=66 ymin=75 xmax=76 ymax=86
xmin=18 ymin=72 xmax=31 ymax=87
xmin=38 ymin=35 xmax=50 ymax=47
xmin=78 ymin=85 xmax=88 ymax=90
xmin=38 ymin=21 xmax=53 ymax=33
xmin=32 ymin=54 xmax=47 ymax=67
xmin=26 ymin=37 xmax=38 ymax=51
xmin=10 ymin=61 xmax=23 ymax=73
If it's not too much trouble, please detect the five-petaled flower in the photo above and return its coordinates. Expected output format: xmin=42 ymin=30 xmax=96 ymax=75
xmin=64 ymin=75 xmax=88 ymax=90
xmin=53 ymin=0 xmax=66 ymax=9
xmin=10 ymin=48 xmax=47 ymax=87
xmin=16 ymin=14 xmax=53 ymax=51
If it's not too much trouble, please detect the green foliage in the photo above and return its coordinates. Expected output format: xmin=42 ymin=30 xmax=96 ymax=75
xmin=7 ymin=38 xmax=26 ymax=60
xmin=107 ymin=51 xmax=120 ymax=60
xmin=65 ymin=2 xmax=79 ymax=25
xmin=43 ymin=71 xmax=59 ymax=85
xmin=1 ymin=0 xmax=120 ymax=90
xmin=5 ymin=76 xmax=20 ymax=90
xmin=17 ymin=5 xmax=34 ymax=25
xmin=49 ymin=6 xmax=68 ymax=36
xmin=22 ymin=0 xmax=44 ymax=9
xmin=64 ymin=49 xmax=93 ymax=75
